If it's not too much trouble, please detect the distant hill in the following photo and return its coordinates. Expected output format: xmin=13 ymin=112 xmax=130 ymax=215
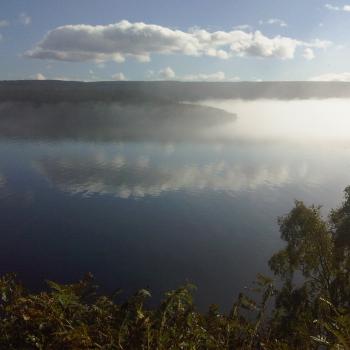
xmin=0 ymin=99 xmax=236 ymax=142
xmin=2 ymin=80 xmax=350 ymax=103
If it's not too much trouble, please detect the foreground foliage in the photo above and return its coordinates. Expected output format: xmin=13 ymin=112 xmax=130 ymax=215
xmin=2 ymin=188 xmax=350 ymax=349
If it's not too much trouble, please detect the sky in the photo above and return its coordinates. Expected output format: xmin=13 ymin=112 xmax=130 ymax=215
xmin=1 ymin=0 xmax=350 ymax=81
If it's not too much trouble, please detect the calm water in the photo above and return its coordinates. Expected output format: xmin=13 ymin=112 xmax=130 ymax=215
xmin=1 ymin=98 xmax=350 ymax=310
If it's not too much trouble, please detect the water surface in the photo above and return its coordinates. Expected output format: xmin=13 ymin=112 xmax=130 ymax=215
xmin=1 ymin=98 xmax=350 ymax=310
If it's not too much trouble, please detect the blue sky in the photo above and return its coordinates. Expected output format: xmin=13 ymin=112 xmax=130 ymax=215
xmin=1 ymin=0 xmax=350 ymax=81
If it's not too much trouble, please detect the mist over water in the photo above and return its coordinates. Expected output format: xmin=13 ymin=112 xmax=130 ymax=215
xmin=198 ymin=98 xmax=350 ymax=143
xmin=1 ymin=97 xmax=350 ymax=310
xmin=0 ymin=101 xmax=235 ymax=142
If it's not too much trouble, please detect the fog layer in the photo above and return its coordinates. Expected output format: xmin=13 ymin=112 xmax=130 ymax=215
xmin=198 ymin=98 xmax=350 ymax=143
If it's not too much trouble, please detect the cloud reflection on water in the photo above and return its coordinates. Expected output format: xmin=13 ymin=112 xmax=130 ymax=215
xmin=34 ymin=148 xmax=313 ymax=199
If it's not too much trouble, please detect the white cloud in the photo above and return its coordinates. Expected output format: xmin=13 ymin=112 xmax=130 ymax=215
xmin=147 ymin=67 xmax=240 ymax=82
xmin=325 ymin=3 xmax=340 ymax=10
xmin=24 ymin=20 xmax=328 ymax=63
xmin=19 ymin=12 xmax=31 ymax=25
xmin=34 ymin=73 xmax=46 ymax=80
xmin=233 ymin=24 xmax=252 ymax=31
xmin=260 ymin=18 xmax=288 ymax=27
xmin=88 ymin=69 xmax=101 ymax=81
xmin=0 ymin=20 xmax=9 ymax=28
xmin=158 ymin=67 xmax=176 ymax=79
xmin=325 ymin=3 xmax=350 ymax=11
xmin=309 ymin=72 xmax=350 ymax=81
xmin=302 ymin=48 xmax=315 ymax=60
xmin=270 ymin=19 xmax=287 ymax=27
xmin=112 ymin=72 xmax=126 ymax=81
xmin=180 ymin=71 xmax=240 ymax=82
xmin=305 ymin=38 xmax=332 ymax=49
xmin=52 ymin=76 xmax=82 ymax=81
xmin=31 ymin=73 xmax=87 ymax=81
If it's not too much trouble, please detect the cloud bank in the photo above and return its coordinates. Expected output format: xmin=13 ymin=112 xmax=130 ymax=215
xmin=325 ymin=4 xmax=350 ymax=11
xmin=25 ymin=20 xmax=330 ymax=63
xmin=309 ymin=72 xmax=350 ymax=81
xmin=146 ymin=67 xmax=240 ymax=81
